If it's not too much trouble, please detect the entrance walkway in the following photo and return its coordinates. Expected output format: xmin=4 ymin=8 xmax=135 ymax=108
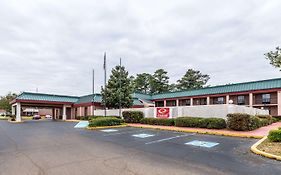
xmin=128 ymin=122 xmax=281 ymax=138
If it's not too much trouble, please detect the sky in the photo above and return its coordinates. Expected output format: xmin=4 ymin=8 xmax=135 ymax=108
xmin=0 ymin=0 xmax=280 ymax=96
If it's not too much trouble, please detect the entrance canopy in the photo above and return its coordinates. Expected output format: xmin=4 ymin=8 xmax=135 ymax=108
xmin=10 ymin=92 xmax=79 ymax=122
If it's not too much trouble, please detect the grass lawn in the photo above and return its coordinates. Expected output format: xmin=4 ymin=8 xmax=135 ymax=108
xmin=257 ymin=139 xmax=281 ymax=156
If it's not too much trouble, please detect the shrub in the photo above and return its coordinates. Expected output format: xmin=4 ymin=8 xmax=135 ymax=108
xmin=140 ymin=118 xmax=175 ymax=126
xmin=89 ymin=115 xmax=121 ymax=120
xmin=175 ymin=117 xmax=204 ymax=127
xmin=204 ymin=118 xmax=227 ymax=129
xmin=80 ymin=116 xmax=89 ymax=120
xmin=273 ymin=116 xmax=281 ymax=122
xmin=227 ymin=113 xmax=255 ymax=131
xmin=268 ymin=130 xmax=281 ymax=142
xmin=256 ymin=115 xmax=273 ymax=125
xmin=175 ymin=117 xmax=226 ymax=129
xmin=122 ymin=111 xmax=144 ymax=123
xmin=88 ymin=117 xmax=124 ymax=127
xmin=226 ymin=113 xmax=273 ymax=131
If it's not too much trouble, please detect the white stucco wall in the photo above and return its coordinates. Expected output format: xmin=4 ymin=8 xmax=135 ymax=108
xmin=93 ymin=104 xmax=269 ymax=119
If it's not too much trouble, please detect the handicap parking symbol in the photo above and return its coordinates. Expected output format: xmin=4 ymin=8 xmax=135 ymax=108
xmin=185 ymin=140 xmax=219 ymax=148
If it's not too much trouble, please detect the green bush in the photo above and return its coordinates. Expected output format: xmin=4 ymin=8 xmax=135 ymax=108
xmin=273 ymin=116 xmax=281 ymax=122
xmin=122 ymin=111 xmax=144 ymax=123
xmin=204 ymin=118 xmax=227 ymax=129
xmin=256 ymin=115 xmax=273 ymax=125
xmin=175 ymin=117 xmax=204 ymax=127
xmin=174 ymin=117 xmax=226 ymax=129
xmin=268 ymin=130 xmax=281 ymax=142
xmin=140 ymin=118 xmax=175 ymax=126
xmin=80 ymin=116 xmax=89 ymax=120
xmin=227 ymin=113 xmax=255 ymax=131
xmin=227 ymin=113 xmax=272 ymax=131
xmin=88 ymin=117 xmax=124 ymax=127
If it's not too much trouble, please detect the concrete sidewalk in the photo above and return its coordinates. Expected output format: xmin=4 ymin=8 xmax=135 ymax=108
xmin=128 ymin=122 xmax=281 ymax=138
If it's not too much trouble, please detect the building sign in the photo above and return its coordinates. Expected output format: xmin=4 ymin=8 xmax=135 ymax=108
xmin=156 ymin=108 xmax=170 ymax=118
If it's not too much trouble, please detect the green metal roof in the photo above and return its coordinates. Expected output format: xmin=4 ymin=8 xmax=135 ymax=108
xmin=16 ymin=92 xmax=79 ymax=103
xmin=16 ymin=78 xmax=281 ymax=104
xmin=151 ymin=78 xmax=281 ymax=100
xmin=76 ymin=94 xmax=143 ymax=106
xmin=75 ymin=94 xmax=102 ymax=104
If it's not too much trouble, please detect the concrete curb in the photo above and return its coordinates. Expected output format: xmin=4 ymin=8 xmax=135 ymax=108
xmin=251 ymin=137 xmax=281 ymax=161
xmin=64 ymin=119 xmax=81 ymax=122
xmin=127 ymin=124 xmax=263 ymax=139
xmin=8 ymin=120 xmax=24 ymax=123
xmin=87 ymin=124 xmax=128 ymax=130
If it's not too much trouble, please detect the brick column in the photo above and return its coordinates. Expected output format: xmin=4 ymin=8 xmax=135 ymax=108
xmin=278 ymin=91 xmax=281 ymax=116
xmin=176 ymin=99 xmax=179 ymax=106
xmin=207 ymin=97 xmax=210 ymax=105
xmin=226 ymin=95 xmax=230 ymax=104
xmin=16 ymin=102 xmax=21 ymax=122
xmin=249 ymin=93 xmax=253 ymax=107
xmin=164 ymin=100 xmax=167 ymax=107
xmin=190 ymin=98 xmax=193 ymax=106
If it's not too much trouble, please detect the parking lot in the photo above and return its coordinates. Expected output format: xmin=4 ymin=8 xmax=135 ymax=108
xmin=0 ymin=121 xmax=280 ymax=175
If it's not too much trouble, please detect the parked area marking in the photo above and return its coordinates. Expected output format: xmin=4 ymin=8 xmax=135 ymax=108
xmin=103 ymin=129 xmax=148 ymax=136
xmin=132 ymin=134 xmax=155 ymax=138
xmin=185 ymin=140 xmax=219 ymax=148
xmin=145 ymin=133 xmax=195 ymax=145
xmin=100 ymin=129 xmax=119 ymax=132
xmin=74 ymin=121 xmax=89 ymax=128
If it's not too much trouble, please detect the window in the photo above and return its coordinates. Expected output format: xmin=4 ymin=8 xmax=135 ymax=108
xmin=262 ymin=94 xmax=271 ymax=104
xmin=155 ymin=101 xmax=164 ymax=107
xmin=179 ymin=99 xmax=191 ymax=106
xmin=166 ymin=100 xmax=176 ymax=106
xmin=237 ymin=96 xmax=245 ymax=105
xmin=214 ymin=97 xmax=225 ymax=104
xmin=194 ymin=98 xmax=207 ymax=105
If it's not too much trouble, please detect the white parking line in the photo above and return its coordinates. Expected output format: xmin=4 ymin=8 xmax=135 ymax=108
xmin=145 ymin=133 xmax=195 ymax=145
xmin=103 ymin=129 xmax=149 ymax=136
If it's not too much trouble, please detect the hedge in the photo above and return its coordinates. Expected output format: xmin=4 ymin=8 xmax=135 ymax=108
xmin=174 ymin=117 xmax=226 ymax=129
xmin=226 ymin=113 xmax=273 ymax=131
xmin=122 ymin=111 xmax=144 ymax=123
xmin=88 ymin=117 xmax=124 ymax=127
xmin=140 ymin=118 xmax=175 ymax=126
xmin=268 ymin=130 xmax=281 ymax=142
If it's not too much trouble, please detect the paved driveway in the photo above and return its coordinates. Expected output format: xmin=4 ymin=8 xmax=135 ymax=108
xmin=0 ymin=121 xmax=280 ymax=175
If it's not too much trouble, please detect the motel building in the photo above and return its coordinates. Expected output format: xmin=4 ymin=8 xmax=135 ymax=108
xmin=10 ymin=78 xmax=281 ymax=122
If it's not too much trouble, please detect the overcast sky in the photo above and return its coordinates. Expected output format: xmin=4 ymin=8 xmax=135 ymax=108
xmin=0 ymin=0 xmax=280 ymax=96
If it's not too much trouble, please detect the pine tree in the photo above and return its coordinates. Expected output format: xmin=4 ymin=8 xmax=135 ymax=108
xmin=177 ymin=69 xmax=210 ymax=90
xmin=101 ymin=65 xmax=133 ymax=109
xmin=133 ymin=73 xmax=152 ymax=94
xmin=150 ymin=69 xmax=170 ymax=94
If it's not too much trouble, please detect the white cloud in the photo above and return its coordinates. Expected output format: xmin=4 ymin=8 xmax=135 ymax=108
xmin=0 ymin=0 xmax=280 ymax=96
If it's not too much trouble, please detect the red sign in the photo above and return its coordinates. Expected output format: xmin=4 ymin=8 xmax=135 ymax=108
xmin=156 ymin=108 xmax=170 ymax=118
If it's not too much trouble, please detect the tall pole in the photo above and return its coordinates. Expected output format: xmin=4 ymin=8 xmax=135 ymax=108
xmin=119 ymin=58 xmax=122 ymax=118
xmin=92 ymin=68 xmax=95 ymax=116
xmin=103 ymin=52 xmax=107 ymax=117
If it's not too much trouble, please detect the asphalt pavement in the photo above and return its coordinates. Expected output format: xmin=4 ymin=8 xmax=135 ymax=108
xmin=0 ymin=120 xmax=280 ymax=175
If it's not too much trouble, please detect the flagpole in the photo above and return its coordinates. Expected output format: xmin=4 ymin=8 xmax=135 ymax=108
xmin=119 ymin=58 xmax=122 ymax=118
xmin=104 ymin=52 xmax=107 ymax=117
xmin=92 ymin=68 xmax=95 ymax=116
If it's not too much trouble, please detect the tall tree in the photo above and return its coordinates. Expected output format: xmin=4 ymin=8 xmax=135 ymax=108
xmin=265 ymin=46 xmax=281 ymax=71
xmin=133 ymin=73 xmax=152 ymax=94
xmin=177 ymin=69 xmax=210 ymax=90
xmin=101 ymin=65 xmax=133 ymax=109
xmin=0 ymin=93 xmax=17 ymax=113
xmin=150 ymin=69 xmax=170 ymax=94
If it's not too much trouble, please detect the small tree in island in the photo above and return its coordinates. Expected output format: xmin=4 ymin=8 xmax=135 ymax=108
xmin=101 ymin=65 xmax=134 ymax=109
